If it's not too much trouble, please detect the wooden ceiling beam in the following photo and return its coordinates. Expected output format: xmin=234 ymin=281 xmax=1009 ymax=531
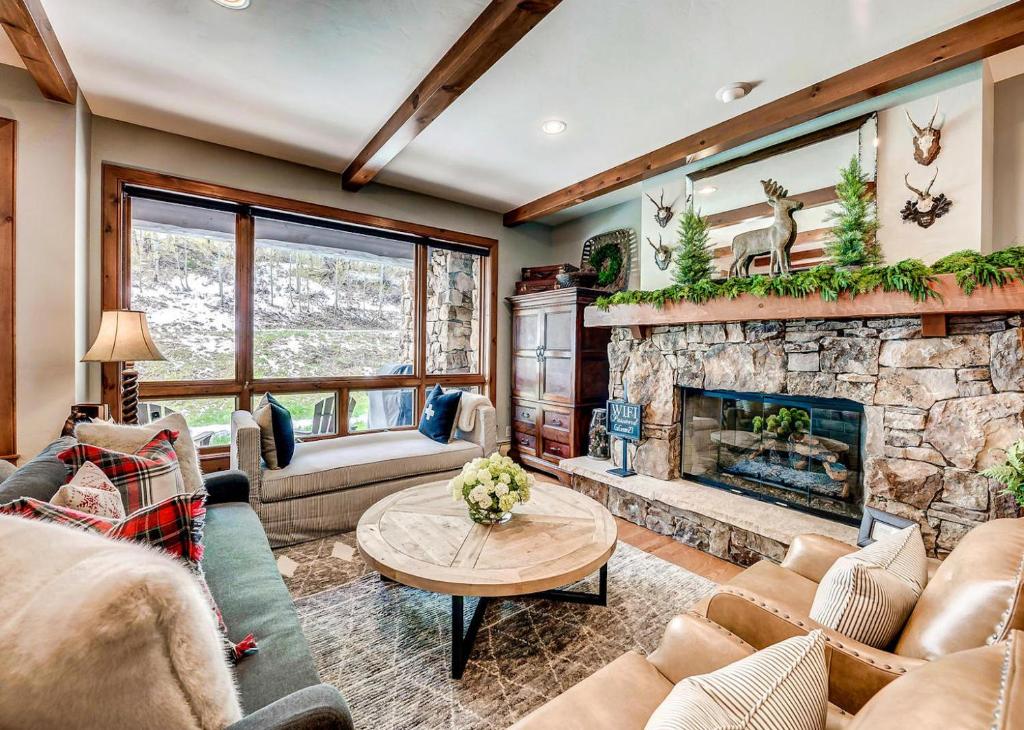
xmin=0 ymin=0 xmax=77 ymax=104
xmin=342 ymin=0 xmax=561 ymax=192
xmin=503 ymin=1 xmax=1024 ymax=226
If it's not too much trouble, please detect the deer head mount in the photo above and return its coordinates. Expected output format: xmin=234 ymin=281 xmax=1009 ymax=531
xmin=906 ymin=100 xmax=943 ymax=166
xmin=728 ymin=179 xmax=803 ymax=278
xmin=645 ymin=190 xmax=677 ymax=228
xmin=646 ymin=234 xmax=674 ymax=271
xmin=901 ymin=168 xmax=952 ymax=228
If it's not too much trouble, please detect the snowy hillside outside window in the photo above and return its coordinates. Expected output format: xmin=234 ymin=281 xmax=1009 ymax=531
xmin=130 ymin=199 xmax=236 ymax=382
xmin=253 ymin=218 xmax=414 ymax=379
xmin=110 ymin=168 xmax=494 ymax=452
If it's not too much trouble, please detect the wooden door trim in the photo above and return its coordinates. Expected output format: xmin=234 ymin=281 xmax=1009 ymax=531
xmin=0 ymin=118 xmax=15 ymax=460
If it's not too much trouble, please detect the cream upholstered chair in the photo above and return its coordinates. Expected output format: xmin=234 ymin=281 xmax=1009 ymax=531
xmin=701 ymin=517 xmax=1024 ymax=713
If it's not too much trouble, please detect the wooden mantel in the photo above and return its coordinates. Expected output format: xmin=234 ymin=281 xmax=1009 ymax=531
xmin=584 ymin=273 xmax=1024 ymax=338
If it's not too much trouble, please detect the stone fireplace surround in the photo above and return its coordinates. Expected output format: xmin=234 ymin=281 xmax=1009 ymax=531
xmin=573 ymin=313 xmax=1023 ymax=560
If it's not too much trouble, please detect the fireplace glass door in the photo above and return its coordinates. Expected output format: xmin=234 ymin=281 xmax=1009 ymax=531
xmin=681 ymin=388 xmax=864 ymax=524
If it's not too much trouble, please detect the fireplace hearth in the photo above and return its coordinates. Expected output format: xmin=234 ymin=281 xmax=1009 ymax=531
xmin=681 ymin=388 xmax=864 ymax=525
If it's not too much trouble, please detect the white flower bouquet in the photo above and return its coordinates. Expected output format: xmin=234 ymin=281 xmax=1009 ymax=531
xmin=450 ymin=452 xmax=534 ymax=525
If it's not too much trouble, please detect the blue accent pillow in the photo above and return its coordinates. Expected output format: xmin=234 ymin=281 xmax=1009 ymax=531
xmin=418 ymin=385 xmax=462 ymax=444
xmin=266 ymin=394 xmax=296 ymax=468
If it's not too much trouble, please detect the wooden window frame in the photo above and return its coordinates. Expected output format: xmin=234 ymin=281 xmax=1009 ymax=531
xmin=101 ymin=164 xmax=498 ymax=455
xmin=0 ymin=118 xmax=15 ymax=461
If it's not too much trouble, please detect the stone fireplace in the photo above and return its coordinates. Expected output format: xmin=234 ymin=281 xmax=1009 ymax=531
xmin=602 ymin=313 xmax=1024 ymax=556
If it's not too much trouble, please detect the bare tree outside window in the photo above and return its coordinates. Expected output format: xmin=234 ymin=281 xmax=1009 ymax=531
xmin=253 ymin=218 xmax=415 ymax=379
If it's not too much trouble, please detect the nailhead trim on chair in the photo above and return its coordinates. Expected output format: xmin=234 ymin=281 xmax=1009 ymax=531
xmin=989 ymin=550 xmax=1024 ymax=646
xmin=716 ymin=586 xmax=910 ymax=674
xmin=682 ymin=611 xmax=754 ymax=649
xmin=991 ymin=634 xmax=1016 ymax=730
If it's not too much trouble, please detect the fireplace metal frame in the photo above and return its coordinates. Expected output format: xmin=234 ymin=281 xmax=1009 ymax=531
xmin=679 ymin=387 xmax=865 ymax=527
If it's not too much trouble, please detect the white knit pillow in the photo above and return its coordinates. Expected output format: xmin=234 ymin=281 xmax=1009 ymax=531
xmin=645 ymin=631 xmax=828 ymax=730
xmin=810 ymin=525 xmax=927 ymax=648
xmin=50 ymin=462 xmax=126 ymax=519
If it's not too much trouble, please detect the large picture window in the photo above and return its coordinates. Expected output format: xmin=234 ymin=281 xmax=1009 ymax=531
xmin=101 ymin=166 xmax=497 ymax=457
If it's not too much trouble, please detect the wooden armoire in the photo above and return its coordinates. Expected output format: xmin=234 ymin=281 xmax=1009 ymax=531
xmin=508 ymin=288 xmax=610 ymax=481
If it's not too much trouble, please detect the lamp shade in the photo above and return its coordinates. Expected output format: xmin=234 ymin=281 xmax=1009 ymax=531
xmin=82 ymin=310 xmax=166 ymax=363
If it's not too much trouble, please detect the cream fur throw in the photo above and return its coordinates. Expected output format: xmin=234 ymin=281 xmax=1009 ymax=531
xmin=0 ymin=516 xmax=242 ymax=729
xmin=76 ymin=412 xmax=204 ymax=494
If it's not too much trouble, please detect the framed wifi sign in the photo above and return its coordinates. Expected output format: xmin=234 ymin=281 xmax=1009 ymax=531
xmin=606 ymin=397 xmax=641 ymax=477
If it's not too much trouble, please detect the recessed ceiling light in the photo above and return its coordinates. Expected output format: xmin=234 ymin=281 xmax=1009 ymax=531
xmin=697 ymin=185 xmax=718 ymax=195
xmin=211 ymin=0 xmax=250 ymax=8
xmin=541 ymin=119 xmax=567 ymax=135
xmin=715 ymin=83 xmax=751 ymax=103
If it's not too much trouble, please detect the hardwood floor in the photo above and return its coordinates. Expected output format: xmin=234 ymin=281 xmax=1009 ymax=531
xmin=615 ymin=517 xmax=744 ymax=584
xmin=531 ymin=470 xmax=744 ymax=584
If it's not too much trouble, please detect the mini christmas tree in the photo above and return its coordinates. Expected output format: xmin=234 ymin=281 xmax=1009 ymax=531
xmin=673 ymin=204 xmax=713 ymax=286
xmin=825 ymin=156 xmax=881 ymax=267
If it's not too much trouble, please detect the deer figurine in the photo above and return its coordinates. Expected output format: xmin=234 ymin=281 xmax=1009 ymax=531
xmin=728 ymin=179 xmax=803 ymax=278
xmin=645 ymin=190 xmax=675 ymax=228
xmin=646 ymin=234 xmax=673 ymax=270
xmin=906 ymin=100 xmax=942 ymax=166
xmin=901 ymin=168 xmax=952 ymax=228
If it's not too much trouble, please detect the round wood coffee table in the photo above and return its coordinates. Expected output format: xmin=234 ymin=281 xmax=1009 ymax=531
xmin=357 ymin=480 xmax=617 ymax=678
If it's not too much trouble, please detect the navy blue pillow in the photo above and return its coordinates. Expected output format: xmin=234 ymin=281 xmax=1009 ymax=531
xmin=418 ymin=385 xmax=462 ymax=444
xmin=266 ymin=394 xmax=296 ymax=468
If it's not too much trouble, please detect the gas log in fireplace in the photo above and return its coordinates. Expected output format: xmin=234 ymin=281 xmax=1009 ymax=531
xmin=680 ymin=388 xmax=864 ymax=525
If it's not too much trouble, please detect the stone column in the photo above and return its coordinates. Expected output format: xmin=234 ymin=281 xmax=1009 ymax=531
xmin=425 ymin=249 xmax=478 ymax=374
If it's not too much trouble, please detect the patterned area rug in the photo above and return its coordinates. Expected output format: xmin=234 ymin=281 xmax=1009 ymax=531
xmin=276 ymin=532 xmax=716 ymax=729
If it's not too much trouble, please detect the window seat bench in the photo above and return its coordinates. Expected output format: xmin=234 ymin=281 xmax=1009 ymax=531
xmin=230 ymin=405 xmax=496 ymax=547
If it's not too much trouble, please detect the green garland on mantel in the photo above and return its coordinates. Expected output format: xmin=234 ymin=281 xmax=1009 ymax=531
xmin=594 ymin=247 xmax=1024 ymax=311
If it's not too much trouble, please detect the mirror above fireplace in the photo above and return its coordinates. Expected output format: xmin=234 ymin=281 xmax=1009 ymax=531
xmin=681 ymin=388 xmax=865 ymax=525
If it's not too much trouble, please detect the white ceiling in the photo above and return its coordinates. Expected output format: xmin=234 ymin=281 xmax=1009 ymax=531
xmin=22 ymin=0 xmax=1018 ymax=221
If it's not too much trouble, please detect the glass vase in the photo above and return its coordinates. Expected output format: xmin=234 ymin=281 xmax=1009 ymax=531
xmin=468 ymin=505 xmax=512 ymax=525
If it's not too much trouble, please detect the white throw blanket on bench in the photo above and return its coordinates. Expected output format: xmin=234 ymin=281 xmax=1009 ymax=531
xmin=455 ymin=392 xmax=492 ymax=434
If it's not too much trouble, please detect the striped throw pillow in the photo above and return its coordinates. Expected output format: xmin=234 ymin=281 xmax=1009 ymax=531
xmin=810 ymin=525 xmax=927 ymax=648
xmin=645 ymin=630 xmax=828 ymax=730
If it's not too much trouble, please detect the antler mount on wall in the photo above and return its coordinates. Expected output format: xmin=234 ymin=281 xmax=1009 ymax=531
xmin=646 ymin=234 xmax=674 ymax=270
xmin=645 ymin=190 xmax=677 ymax=228
xmin=906 ymin=100 xmax=943 ymax=166
xmin=901 ymin=168 xmax=952 ymax=228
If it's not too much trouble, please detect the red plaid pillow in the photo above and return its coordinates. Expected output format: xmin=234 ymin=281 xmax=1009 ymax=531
xmin=57 ymin=429 xmax=185 ymax=512
xmin=0 ymin=490 xmax=205 ymax=565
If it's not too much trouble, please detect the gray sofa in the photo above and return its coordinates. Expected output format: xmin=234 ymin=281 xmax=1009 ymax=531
xmin=232 ymin=403 xmax=497 ymax=546
xmin=0 ymin=438 xmax=353 ymax=730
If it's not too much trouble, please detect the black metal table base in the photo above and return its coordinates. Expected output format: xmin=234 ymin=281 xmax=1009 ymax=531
xmin=450 ymin=563 xmax=608 ymax=679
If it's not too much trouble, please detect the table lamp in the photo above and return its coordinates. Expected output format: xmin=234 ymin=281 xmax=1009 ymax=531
xmin=82 ymin=309 xmax=166 ymax=425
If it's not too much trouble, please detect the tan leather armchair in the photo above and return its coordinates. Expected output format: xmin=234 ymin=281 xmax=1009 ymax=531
xmin=509 ymin=612 xmax=855 ymax=730
xmin=703 ymin=517 xmax=1024 ymax=714
xmin=847 ymin=630 xmax=1023 ymax=729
